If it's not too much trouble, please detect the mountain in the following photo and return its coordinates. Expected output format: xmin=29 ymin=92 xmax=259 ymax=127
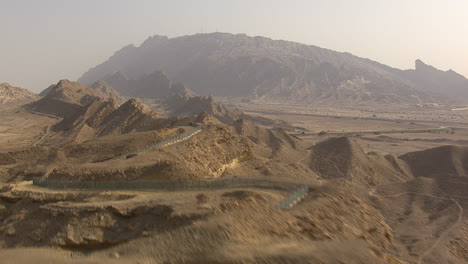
xmin=0 ymin=83 xmax=39 ymax=105
xmin=99 ymin=71 xmax=261 ymax=125
xmin=78 ymin=33 xmax=451 ymax=105
xmin=52 ymin=98 xmax=176 ymax=143
xmin=39 ymin=80 xmax=121 ymax=102
xmin=89 ymin=80 xmax=122 ymax=102
xmin=26 ymin=80 xmax=182 ymax=143
xmin=164 ymin=94 xmax=243 ymax=124
xmin=27 ymin=80 xmax=105 ymax=118
xmin=400 ymin=59 xmax=468 ymax=99
xmin=102 ymin=70 xmax=175 ymax=99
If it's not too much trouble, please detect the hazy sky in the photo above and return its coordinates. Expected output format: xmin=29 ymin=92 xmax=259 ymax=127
xmin=1 ymin=0 xmax=467 ymax=92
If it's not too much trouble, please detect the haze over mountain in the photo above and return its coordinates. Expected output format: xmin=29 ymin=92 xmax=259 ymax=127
xmin=95 ymin=70 xmax=280 ymax=126
xmin=79 ymin=33 xmax=468 ymax=105
xmin=102 ymin=70 xmax=175 ymax=99
xmin=401 ymin=59 xmax=468 ymax=99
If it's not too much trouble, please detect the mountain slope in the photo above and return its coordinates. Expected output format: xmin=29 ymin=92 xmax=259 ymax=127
xmin=399 ymin=145 xmax=468 ymax=178
xmin=26 ymin=80 xmax=175 ymax=144
xmin=102 ymin=70 xmax=174 ymax=98
xmin=27 ymin=80 xmax=104 ymax=118
xmin=90 ymin=80 xmax=122 ymax=102
xmin=98 ymin=71 xmax=260 ymax=125
xmin=308 ymin=137 xmax=412 ymax=185
xmin=0 ymin=83 xmax=39 ymax=105
xmin=79 ymin=33 xmax=444 ymax=105
xmin=165 ymin=94 xmax=243 ymax=124
xmin=401 ymin=59 xmax=468 ymax=99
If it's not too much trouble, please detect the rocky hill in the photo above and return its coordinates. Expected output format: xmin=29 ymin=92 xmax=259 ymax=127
xmin=0 ymin=83 xmax=39 ymax=105
xmin=90 ymin=80 xmax=122 ymax=102
xmin=78 ymin=33 xmax=461 ymax=105
xmin=27 ymin=80 xmax=105 ymax=118
xmin=401 ymin=59 xmax=468 ymax=99
xmin=399 ymin=145 xmax=468 ymax=178
xmin=164 ymin=94 xmax=243 ymax=124
xmin=98 ymin=71 xmax=264 ymax=125
xmin=26 ymin=80 xmax=177 ymax=143
xmin=308 ymin=137 xmax=412 ymax=185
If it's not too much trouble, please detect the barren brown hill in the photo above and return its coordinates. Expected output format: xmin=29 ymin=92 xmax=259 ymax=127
xmin=101 ymin=70 xmax=244 ymax=124
xmin=308 ymin=137 xmax=412 ymax=185
xmin=46 ymin=98 xmax=185 ymax=145
xmin=2 ymin=123 xmax=467 ymax=264
xmin=233 ymin=119 xmax=304 ymax=162
xmin=0 ymin=112 xmax=314 ymax=184
xmin=399 ymin=145 xmax=468 ymax=178
xmin=162 ymin=89 xmax=290 ymax=128
xmin=97 ymin=71 xmax=286 ymax=127
xmin=0 ymin=83 xmax=38 ymax=105
xmin=25 ymin=79 xmax=177 ymax=144
xmin=39 ymin=80 xmax=121 ymax=102
xmin=90 ymin=80 xmax=122 ymax=102
xmin=165 ymin=94 xmax=243 ymax=124
xmin=0 ymin=181 xmax=402 ymax=264
xmin=26 ymin=80 xmax=104 ymax=118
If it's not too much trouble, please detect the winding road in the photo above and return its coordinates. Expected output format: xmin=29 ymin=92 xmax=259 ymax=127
xmin=114 ymin=125 xmax=202 ymax=160
xmin=28 ymin=110 xmax=63 ymax=146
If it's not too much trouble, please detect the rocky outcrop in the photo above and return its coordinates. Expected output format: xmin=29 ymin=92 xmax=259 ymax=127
xmin=27 ymin=79 xmax=169 ymax=143
xmin=0 ymin=83 xmax=38 ymax=105
xmin=166 ymin=94 xmax=243 ymax=124
xmin=399 ymin=59 xmax=468 ymax=100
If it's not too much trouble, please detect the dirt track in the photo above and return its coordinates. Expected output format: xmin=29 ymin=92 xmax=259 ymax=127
xmin=369 ymin=183 xmax=466 ymax=264
xmin=28 ymin=110 xmax=63 ymax=146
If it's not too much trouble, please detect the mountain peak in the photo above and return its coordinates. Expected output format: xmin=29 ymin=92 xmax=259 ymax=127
xmin=406 ymin=59 xmax=468 ymax=99
xmin=141 ymin=35 xmax=169 ymax=48
xmin=56 ymin=79 xmax=74 ymax=88
xmin=414 ymin=59 xmax=437 ymax=72
xmin=415 ymin=59 xmax=425 ymax=68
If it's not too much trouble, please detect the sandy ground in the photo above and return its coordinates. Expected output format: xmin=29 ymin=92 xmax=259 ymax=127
xmin=0 ymin=248 xmax=120 ymax=264
xmin=238 ymin=103 xmax=468 ymax=156
xmin=245 ymin=112 xmax=433 ymax=133
xmin=0 ymin=107 xmax=55 ymax=151
xmin=225 ymin=99 xmax=468 ymax=123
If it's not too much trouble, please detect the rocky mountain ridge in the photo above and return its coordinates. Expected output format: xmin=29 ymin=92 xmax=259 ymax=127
xmin=78 ymin=33 xmax=467 ymax=105
xmin=0 ymin=83 xmax=39 ymax=105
